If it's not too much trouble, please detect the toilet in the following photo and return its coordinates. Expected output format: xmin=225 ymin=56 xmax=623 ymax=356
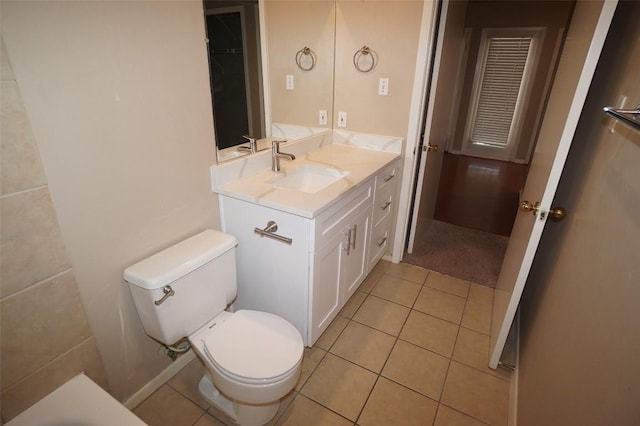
xmin=123 ymin=230 xmax=303 ymax=426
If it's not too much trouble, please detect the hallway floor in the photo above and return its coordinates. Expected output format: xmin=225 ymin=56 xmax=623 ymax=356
xmin=133 ymin=261 xmax=511 ymax=426
xmin=435 ymin=153 xmax=528 ymax=237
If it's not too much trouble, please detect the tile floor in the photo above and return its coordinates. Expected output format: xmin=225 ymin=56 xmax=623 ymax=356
xmin=133 ymin=261 xmax=511 ymax=426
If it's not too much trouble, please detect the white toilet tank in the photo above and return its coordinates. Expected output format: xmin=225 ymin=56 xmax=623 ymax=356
xmin=124 ymin=230 xmax=238 ymax=345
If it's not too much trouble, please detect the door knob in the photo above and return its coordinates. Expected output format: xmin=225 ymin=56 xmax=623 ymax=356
xmin=520 ymin=201 xmax=566 ymax=221
xmin=519 ymin=200 xmax=540 ymax=216
xmin=548 ymin=207 xmax=566 ymax=221
xmin=422 ymin=144 xmax=439 ymax=152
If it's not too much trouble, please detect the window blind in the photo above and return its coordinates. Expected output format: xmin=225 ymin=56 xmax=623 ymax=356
xmin=470 ymin=37 xmax=532 ymax=148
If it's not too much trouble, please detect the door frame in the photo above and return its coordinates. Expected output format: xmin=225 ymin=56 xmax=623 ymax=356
xmin=392 ymin=0 xmax=614 ymax=264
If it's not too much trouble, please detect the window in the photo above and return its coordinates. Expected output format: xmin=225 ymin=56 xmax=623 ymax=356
xmin=463 ymin=28 xmax=544 ymax=161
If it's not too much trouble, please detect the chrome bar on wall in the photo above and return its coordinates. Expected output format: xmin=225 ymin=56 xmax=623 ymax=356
xmin=603 ymin=104 xmax=640 ymax=131
xmin=253 ymin=221 xmax=293 ymax=245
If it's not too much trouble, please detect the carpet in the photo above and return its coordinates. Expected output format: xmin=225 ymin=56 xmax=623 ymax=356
xmin=404 ymin=220 xmax=509 ymax=288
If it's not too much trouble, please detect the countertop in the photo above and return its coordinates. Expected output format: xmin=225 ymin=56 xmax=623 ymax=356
xmin=215 ymin=144 xmax=400 ymax=218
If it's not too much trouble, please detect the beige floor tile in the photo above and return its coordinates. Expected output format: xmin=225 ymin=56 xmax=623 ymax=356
xmin=382 ymin=340 xmax=449 ymax=400
xmin=206 ymin=405 xmax=236 ymax=426
xmin=468 ymin=284 xmax=493 ymax=306
xmin=414 ymin=286 xmax=467 ymax=324
xmin=452 ymin=328 xmax=511 ymax=381
xmin=381 ymin=261 xmax=428 ymax=284
xmin=434 ymin=405 xmax=488 ymax=426
xmin=133 ymin=384 xmax=204 ymax=426
xmin=352 ymin=295 xmax=410 ymax=336
xmin=360 ymin=268 xmax=383 ymax=293
xmin=193 ymin=413 xmax=226 ymax=426
xmin=358 ymin=377 xmax=437 ymax=426
xmin=400 ymin=310 xmax=459 ymax=357
xmin=425 ymin=272 xmax=471 ymax=298
xmin=296 ymin=346 xmax=327 ymax=391
xmin=340 ymin=291 xmax=367 ymax=318
xmin=330 ymin=321 xmax=395 ymax=373
xmin=276 ymin=394 xmax=352 ymax=426
xmin=316 ymin=316 xmax=349 ymax=350
xmin=300 ymin=353 xmax=376 ymax=421
xmin=168 ymin=357 xmax=210 ymax=409
xmin=460 ymin=301 xmax=492 ymax=335
xmin=267 ymin=391 xmax=297 ymax=426
xmin=371 ymin=274 xmax=421 ymax=307
xmin=441 ymin=362 xmax=509 ymax=426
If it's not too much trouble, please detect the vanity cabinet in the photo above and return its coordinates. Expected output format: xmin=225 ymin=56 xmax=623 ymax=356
xmin=219 ymin=158 xmax=399 ymax=346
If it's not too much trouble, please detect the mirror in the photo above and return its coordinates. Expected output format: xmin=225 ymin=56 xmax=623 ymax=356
xmin=263 ymin=1 xmax=335 ymax=131
xmin=203 ymin=0 xmax=265 ymax=154
xmin=205 ymin=0 xmax=336 ymax=162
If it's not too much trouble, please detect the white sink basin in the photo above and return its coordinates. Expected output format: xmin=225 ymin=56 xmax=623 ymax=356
xmin=267 ymin=164 xmax=350 ymax=193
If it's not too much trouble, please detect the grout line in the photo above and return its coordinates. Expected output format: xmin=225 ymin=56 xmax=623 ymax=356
xmin=0 ymin=184 xmax=48 ymax=200
xmin=0 ymin=267 xmax=73 ymax=302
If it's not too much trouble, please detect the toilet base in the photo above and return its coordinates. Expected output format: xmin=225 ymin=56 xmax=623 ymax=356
xmin=198 ymin=374 xmax=280 ymax=426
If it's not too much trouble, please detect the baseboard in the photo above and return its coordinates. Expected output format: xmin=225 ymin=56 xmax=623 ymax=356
xmin=123 ymin=350 xmax=196 ymax=410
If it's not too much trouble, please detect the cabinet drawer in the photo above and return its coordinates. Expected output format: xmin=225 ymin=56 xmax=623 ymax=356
xmin=369 ymin=214 xmax=392 ymax=264
xmin=375 ymin=161 xmax=399 ymax=193
xmin=372 ymin=182 xmax=394 ymax=226
xmin=314 ymin=181 xmax=373 ymax=248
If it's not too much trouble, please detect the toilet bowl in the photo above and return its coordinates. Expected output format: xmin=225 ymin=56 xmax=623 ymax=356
xmin=189 ymin=310 xmax=303 ymax=425
xmin=123 ymin=229 xmax=304 ymax=426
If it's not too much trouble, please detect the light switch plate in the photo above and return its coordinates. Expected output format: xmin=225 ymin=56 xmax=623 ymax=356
xmin=338 ymin=111 xmax=347 ymax=128
xmin=286 ymin=74 xmax=294 ymax=91
xmin=319 ymin=110 xmax=328 ymax=125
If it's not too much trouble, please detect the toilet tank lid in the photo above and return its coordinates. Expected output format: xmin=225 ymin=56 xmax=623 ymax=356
xmin=123 ymin=229 xmax=237 ymax=290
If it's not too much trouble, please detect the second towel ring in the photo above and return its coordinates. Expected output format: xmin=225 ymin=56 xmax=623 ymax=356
xmin=353 ymin=45 xmax=377 ymax=73
xmin=295 ymin=46 xmax=316 ymax=71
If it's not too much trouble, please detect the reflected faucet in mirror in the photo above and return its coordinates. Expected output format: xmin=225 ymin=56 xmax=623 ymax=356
xmin=237 ymin=135 xmax=258 ymax=154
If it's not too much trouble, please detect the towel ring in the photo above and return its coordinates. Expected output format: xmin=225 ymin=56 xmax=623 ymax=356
xmin=295 ymin=47 xmax=316 ymax=71
xmin=353 ymin=45 xmax=376 ymax=73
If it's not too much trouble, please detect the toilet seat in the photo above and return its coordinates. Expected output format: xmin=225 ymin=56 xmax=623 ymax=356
xmin=201 ymin=310 xmax=303 ymax=384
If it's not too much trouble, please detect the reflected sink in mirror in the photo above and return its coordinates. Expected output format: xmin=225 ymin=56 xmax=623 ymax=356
xmin=267 ymin=164 xmax=350 ymax=193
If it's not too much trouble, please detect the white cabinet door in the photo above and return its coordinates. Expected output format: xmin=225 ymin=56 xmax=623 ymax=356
xmin=309 ymin=230 xmax=347 ymax=344
xmin=342 ymin=206 xmax=371 ymax=302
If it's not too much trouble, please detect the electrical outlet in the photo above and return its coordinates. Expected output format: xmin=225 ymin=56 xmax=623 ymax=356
xmin=378 ymin=78 xmax=389 ymax=95
xmin=319 ymin=110 xmax=328 ymax=126
xmin=286 ymin=74 xmax=294 ymax=91
xmin=338 ymin=111 xmax=347 ymax=128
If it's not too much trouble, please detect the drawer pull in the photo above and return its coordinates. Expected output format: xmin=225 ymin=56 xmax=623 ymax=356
xmin=377 ymin=237 xmax=388 ymax=247
xmin=380 ymin=201 xmax=392 ymax=210
xmin=254 ymin=221 xmax=293 ymax=245
xmin=383 ymin=174 xmax=395 ymax=183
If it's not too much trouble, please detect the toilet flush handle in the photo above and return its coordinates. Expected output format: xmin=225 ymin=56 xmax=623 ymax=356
xmin=154 ymin=285 xmax=175 ymax=306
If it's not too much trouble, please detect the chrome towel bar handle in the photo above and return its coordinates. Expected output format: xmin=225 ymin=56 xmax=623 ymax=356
xmin=253 ymin=221 xmax=293 ymax=245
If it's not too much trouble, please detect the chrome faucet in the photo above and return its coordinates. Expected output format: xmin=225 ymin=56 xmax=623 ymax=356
xmin=271 ymin=140 xmax=295 ymax=172
xmin=237 ymin=134 xmax=257 ymax=154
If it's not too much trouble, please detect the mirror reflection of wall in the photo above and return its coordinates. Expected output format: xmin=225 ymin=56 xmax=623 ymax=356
xmin=203 ymin=0 xmax=265 ymax=150
xmin=264 ymin=0 xmax=335 ymax=130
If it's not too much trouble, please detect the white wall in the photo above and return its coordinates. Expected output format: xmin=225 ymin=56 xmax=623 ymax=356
xmin=2 ymin=0 xmax=219 ymax=400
